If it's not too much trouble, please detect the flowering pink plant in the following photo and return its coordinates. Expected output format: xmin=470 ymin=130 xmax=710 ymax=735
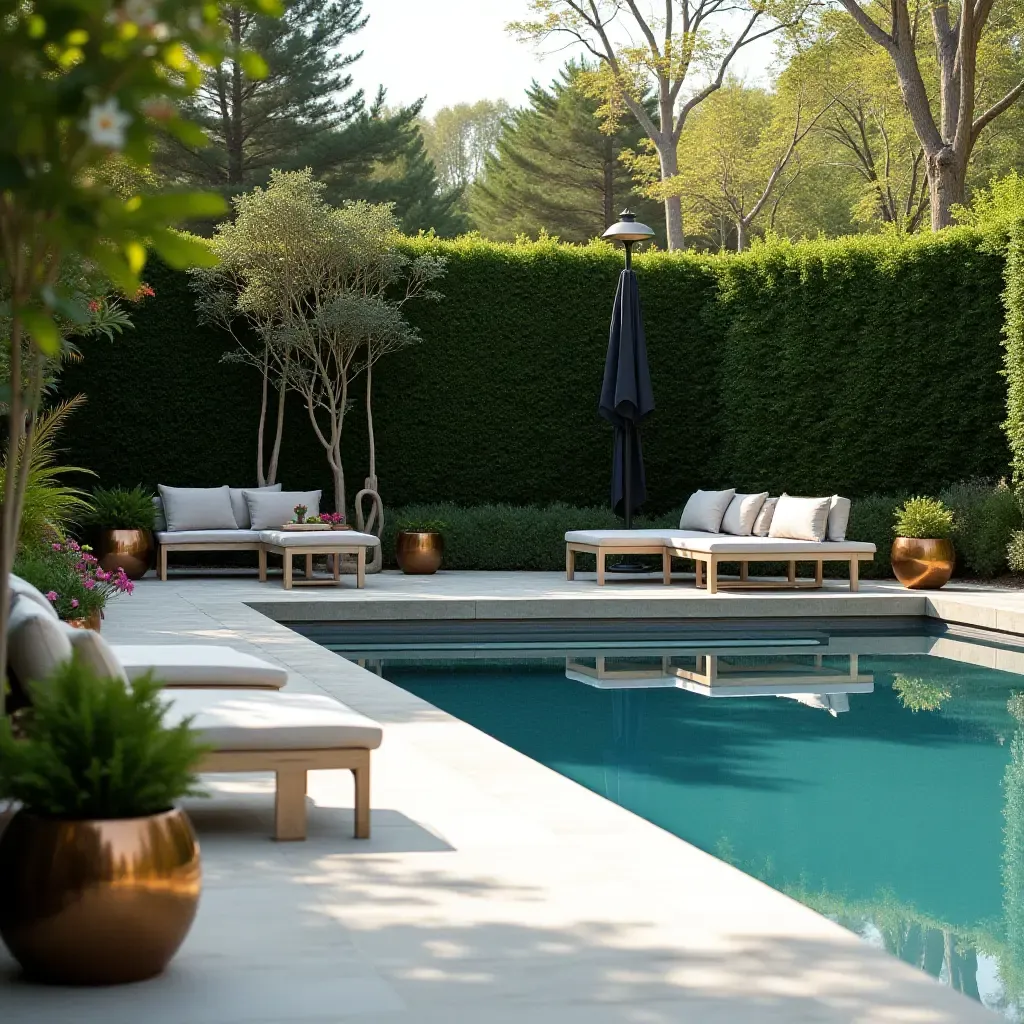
xmin=308 ymin=512 xmax=345 ymax=526
xmin=28 ymin=540 xmax=135 ymax=621
xmin=292 ymin=503 xmax=308 ymax=524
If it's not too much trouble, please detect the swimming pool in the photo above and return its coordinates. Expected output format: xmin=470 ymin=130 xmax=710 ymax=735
xmin=306 ymin=620 xmax=1024 ymax=1018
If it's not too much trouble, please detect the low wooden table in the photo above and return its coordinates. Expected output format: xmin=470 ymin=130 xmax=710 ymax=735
xmin=257 ymin=529 xmax=380 ymax=590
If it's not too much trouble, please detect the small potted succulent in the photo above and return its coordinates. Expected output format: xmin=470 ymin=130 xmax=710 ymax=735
xmin=395 ymin=518 xmax=447 ymax=575
xmin=14 ymin=539 xmax=135 ymax=631
xmin=891 ymin=496 xmax=956 ymax=589
xmin=81 ymin=485 xmax=156 ymax=579
xmin=0 ymin=660 xmax=208 ymax=985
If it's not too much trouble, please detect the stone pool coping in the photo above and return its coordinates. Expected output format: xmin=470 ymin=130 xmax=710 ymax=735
xmin=2 ymin=570 xmax=1011 ymax=1022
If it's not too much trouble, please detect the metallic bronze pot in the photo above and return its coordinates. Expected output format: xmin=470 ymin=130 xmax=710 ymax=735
xmin=65 ymin=609 xmax=102 ymax=633
xmin=395 ymin=530 xmax=444 ymax=575
xmin=96 ymin=528 xmax=153 ymax=580
xmin=891 ymin=537 xmax=955 ymax=590
xmin=0 ymin=807 xmax=201 ymax=985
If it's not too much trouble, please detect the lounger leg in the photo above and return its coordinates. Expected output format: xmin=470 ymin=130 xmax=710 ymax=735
xmin=159 ymin=545 xmax=167 ymax=582
xmin=788 ymin=560 xmax=797 ymax=584
xmin=357 ymin=547 xmax=366 ymax=588
xmin=258 ymin=546 xmax=267 ymax=582
xmin=850 ymin=557 xmax=860 ymax=592
xmin=739 ymin=561 xmax=749 ymax=582
xmin=696 ymin=559 xmax=704 ymax=589
xmin=815 ymin=559 xmax=823 ymax=586
xmin=305 ymin=553 xmax=313 ymax=579
xmin=708 ymin=557 xmax=718 ymax=595
xmin=662 ymin=550 xmax=672 ymax=585
xmin=274 ymin=769 xmax=308 ymax=841
xmin=333 ymin=553 xmax=340 ymax=581
xmin=566 ymin=545 xmax=575 ymax=581
xmin=353 ymin=753 xmax=370 ymax=839
xmin=596 ymin=548 xmax=606 ymax=585
xmin=283 ymin=554 xmax=293 ymax=590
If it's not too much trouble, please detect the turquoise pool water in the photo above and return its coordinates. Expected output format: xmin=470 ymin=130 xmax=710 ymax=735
xmin=312 ymin=626 xmax=1024 ymax=1017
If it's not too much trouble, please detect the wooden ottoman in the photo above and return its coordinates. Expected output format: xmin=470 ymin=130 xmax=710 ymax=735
xmin=257 ymin=529 xmax=380 ymax=590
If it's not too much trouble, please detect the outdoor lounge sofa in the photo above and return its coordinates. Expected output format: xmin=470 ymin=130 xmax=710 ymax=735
xmin=6 ymin=587 xmax=382 ymax=840
xmin=565 ymin=491 xmax=876 ymax=592
xmin=153 ymin=485 xmax=378 ymax=587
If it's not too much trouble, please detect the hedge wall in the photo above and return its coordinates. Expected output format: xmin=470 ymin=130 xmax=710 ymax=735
xmin=59 ymin=230 xmax=1011 ymax=512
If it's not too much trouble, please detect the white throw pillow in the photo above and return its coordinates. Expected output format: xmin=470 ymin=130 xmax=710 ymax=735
xmin=229 ymin=483 xmax=282 ymax=529
xmin=61 ymin=623 xmax=129 ymax=683
xmin=8 ymin=572 xmax=60 ymax=620
xmin=8 ymin=596 xmax=72 ymax=692
xmin=828 ymin=495 xmax=852 ymax=542
xmin=721 ymin=492 xmax=769 ymax=537
xmin=768 ymin=494 xmax=832 ymax=542
xmin=244 ymin=489 xmax=322 ymax=531
xmin=679 ymin=489 xmax=736 ymax=533
xmin=752 ymin=497 xmax=778 ymax=537
xmin=158 ymin=485 xmax=238 ymax=532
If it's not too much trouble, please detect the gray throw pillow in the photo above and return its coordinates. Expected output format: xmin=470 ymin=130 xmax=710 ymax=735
xmin=828 ymin=495 xmax=852 ymax=542
xmin=157 ymin=485 xmax=238 ymax=532
xmin=721 ymin=492 xmax=769 ymax=536
xmin=679 ymin=489 xmax=736 ymax=533
xmin=8 ymin=572 xmax=60 ymax=620
xmin=244 ymin=489 xmax=322 ymax=531
xmin=768 ymin=494 xmax=832 ymax=542
xmin=61 ymin=623 xmax=129 ymax=683
xmin=752 ymin=497 xmax=778 ymax=537
xmin=229 ymin=483 xmax=282 ymax=529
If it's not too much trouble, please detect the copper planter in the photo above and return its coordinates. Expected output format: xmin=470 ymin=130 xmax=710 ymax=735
xmin=65 ymin=609 xmax=103 ymax=632
xmin=395 ymin=530 xmax=444 ymax=574
xmin=96 ymin=528 xmax=153 ymax=580
xmin=891 ymin=537 xmax=955 ymax=589
xmin=0 ymin=808 xmax=201 ymax=985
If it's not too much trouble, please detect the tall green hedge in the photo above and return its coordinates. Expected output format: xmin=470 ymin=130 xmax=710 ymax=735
xmin=59 ymin=230 xmax=1011 ymax=512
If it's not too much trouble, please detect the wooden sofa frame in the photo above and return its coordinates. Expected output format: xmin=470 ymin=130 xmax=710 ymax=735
xmin=201 ymin=747 xmax=371 ymax=841
xmin=565 ymin=541 xmax=872 ymax=593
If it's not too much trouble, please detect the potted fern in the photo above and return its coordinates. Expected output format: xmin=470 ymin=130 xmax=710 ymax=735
xmin=891 ymin=496 xmax=956 ymax=589
xmin=0 ymin=659 xmax=208 ymax=984
xmin=81 ymin=485 xmax=157 ymax=579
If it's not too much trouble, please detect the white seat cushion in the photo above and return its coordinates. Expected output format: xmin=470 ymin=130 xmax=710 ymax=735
xmin=565 ymin=529 xmax=709 ymax=547
xmin=112 ymin=645 xmax=288 ymax=689
xmin=768 ymin=494 xmax=832 ymax=542
xmin=664 ymin=535 xmax=875 ymax=555
xmin=259 ymin=529 xmax=379 ymax=548
xmin=8 ymin=597 xmax=72 ymax=689
xmin=721 ymin=492 xmax=768 ymax=536
xmin=679 ymin=489 xmax=736 ymax=532
xmin=162 ymin=690 xmax=383 ymax=751
xmin=156 ymin=529 xmax=261 ymax=545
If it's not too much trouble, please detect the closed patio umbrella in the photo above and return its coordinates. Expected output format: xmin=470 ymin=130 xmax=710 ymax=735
xmin=599 ymin=212 xmax=655 ymax=534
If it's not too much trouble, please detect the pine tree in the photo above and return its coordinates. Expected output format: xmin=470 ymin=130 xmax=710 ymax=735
xmin=469 ymin=63 xmax=661 ymax=244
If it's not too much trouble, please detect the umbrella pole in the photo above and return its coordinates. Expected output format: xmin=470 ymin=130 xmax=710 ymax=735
xmin=623 ymin=421 xmax=633 ymax=531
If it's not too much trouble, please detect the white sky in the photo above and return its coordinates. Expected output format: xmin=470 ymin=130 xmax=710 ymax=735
xmin=355 ymin=0 xmax=775 ymax=116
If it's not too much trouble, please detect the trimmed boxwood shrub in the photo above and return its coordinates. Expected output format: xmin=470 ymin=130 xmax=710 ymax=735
xmin=59 ymin=231 xmax=1009 ymax=513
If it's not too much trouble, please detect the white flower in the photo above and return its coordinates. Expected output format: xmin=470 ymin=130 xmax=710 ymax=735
xmin=122 ymin=0 xmax=160 ymax=27
xmin=82 ymin=98 xmax=131 ymax=149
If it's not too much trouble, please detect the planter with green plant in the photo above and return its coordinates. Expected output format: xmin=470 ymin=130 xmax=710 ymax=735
xmin=0 ymin=659 xmax=208 ymax=984
xmin=81 ymin=485 xmax=157 ymax=580
xmin=395 ymin=518 xmax=447 ymax=575
xmin=891 ymin=496 xmax=956 ymax=589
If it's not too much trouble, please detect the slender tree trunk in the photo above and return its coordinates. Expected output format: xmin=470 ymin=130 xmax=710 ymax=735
xmin=365 ymin=361 xmax=377 ymax=485
xmin=227 ymin=8 xmax=244 ymax=185
xmin=267 ymin=370 xmax=286 ymax=485
xmin=256 ymin=349 xmax=268 ymax=487
xmin=657 ymin=141 xmax=685 ymax=250
xmin=602 ymin=136 xmax=615 ymax=228
xmin=736 ymin=219 xmax=748 ymax=253
xmin=927 ymin=147 xmax=966 ymax=229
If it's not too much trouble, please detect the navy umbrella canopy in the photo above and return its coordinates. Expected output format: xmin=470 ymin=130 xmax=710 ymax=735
xmin=599 ymin=264 xmax=655 ymax=524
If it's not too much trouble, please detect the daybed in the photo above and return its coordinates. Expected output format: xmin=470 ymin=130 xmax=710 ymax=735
xmin=153 ymin=484 xmax=378 ymax=587
xmin=565 ymin=490 xmax=876 ymax=592
xmin=7 ymin=593 xmax=381 ymax=840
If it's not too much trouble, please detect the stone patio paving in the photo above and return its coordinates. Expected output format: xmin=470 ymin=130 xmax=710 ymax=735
xmin=2 ymin=569 xmax=1016 ymax=1023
